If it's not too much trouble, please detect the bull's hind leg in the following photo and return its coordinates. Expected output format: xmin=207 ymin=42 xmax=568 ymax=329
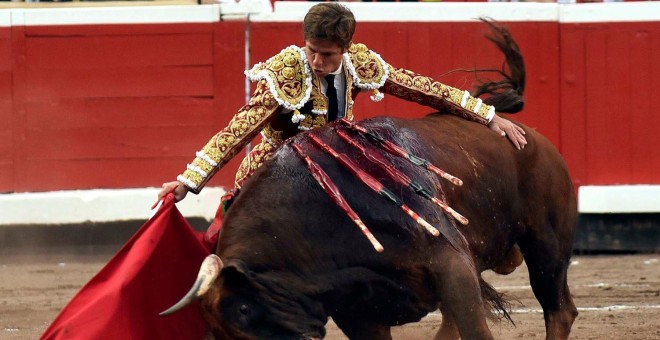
xmin=520 ymin=222 xmax=578 ymax=340
xmin=433 ymin=255 xmax=494 ymax=340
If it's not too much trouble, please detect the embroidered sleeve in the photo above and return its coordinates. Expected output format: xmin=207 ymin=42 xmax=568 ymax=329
xmin=382 ymin=66 xmax=495 ymax=125
xmin=177 ymin=80 xmax=280 ymax=193
xmin=345 ymin=43 xmax=494 ymax=124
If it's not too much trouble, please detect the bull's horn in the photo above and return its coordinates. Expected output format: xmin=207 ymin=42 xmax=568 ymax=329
xmin=159 ymin=254 xmax=223 ymax=316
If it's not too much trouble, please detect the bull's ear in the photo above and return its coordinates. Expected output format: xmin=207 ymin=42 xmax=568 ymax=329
xmin=220 ymin=260 xmax=252 ymax=287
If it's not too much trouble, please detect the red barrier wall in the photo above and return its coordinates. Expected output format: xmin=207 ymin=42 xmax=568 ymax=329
xmin=0 ymin=27 xmax=12 ymax=192
xmin=0 ymin=22 xmax=249 ymax=192
xmin=560 ymin=22 xmax=660 ymax=186
xmin=0 ymin=16 xmax=659 ymax=193
xmin=5 ymin=23 xmax=215 ymax=192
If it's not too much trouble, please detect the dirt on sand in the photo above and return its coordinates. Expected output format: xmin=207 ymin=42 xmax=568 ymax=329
xmin=1 ymin=254 xmax=658 ymax=339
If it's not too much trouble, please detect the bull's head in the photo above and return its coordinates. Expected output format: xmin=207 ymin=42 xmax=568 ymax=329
xmin=161 ymin=254 xmax=327 ymax=340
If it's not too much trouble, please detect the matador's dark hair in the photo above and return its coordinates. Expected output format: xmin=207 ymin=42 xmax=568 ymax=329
xmin=303 ymin=3 xmax=356 ymax=50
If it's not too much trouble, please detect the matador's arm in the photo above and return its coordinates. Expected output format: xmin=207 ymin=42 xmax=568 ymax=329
xmin=381 ymin=66 xmax=495 ymax=125
xmin=177 ymin=80 xmax=280 ymax=193
xmin=345 ymin=43 xmax=494 ymax=125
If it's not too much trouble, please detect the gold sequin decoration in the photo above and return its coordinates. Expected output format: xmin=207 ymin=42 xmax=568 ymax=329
xmin=349 ymin=43 xmax=368 ymax=53
xmin=185 ymin=171 xmax=205 ymax=186
xmin=235 ymin=141 xmax=277 ymax=188
xmin=299 ymin=114 xmax=314 ymax=130
xmin=192 ymin=158 xmax=214 ymax=174
xmin=311 ymin=80 xmax=327 ymax=113
xmin=349 ymin=43 xmax=387 ymax=87
xmin=312 ymin=115 xmax=326 ymax=129
xmin=247 ymin=47 xmax=309 ymax=109
xmin=271 ymin=60 xmax=284 ymax=71
xmin=262 ymin=124 xmax=284 ymax=145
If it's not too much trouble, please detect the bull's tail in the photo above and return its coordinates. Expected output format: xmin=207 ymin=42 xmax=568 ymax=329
xmin=479 ymin=276 xmax=515 ymax=326
xmin=471 ymin=18 xmax=526 ymax=114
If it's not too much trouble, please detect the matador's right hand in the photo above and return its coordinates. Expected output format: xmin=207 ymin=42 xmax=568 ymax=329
xmin=158 ymin=181 xmax=189 ymax=202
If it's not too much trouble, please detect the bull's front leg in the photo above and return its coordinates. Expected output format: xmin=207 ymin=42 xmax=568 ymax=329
xmin=433 ymin=255 xmax=494 ymax=340
xmin=331 ymin=314 xmax=392 ymax=340
xmin=434 ymin=305 xmax=460 ymax=340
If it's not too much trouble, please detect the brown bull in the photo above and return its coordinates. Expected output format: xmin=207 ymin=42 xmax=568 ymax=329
xmin=163 ymin=22 xmax=578 ymax=340
xmin=162 ymin=113 xmax=578 ymax=340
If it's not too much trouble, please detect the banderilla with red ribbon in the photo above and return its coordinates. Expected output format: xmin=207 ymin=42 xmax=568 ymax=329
xmin=338 ymin=119 xmax=463 ymax=187
xmin=336 ymin=128 xmax=469 ymax=226
xmin=307 ymin=133 xmax=441 ymax=238
xmin=292 ymin=143 xmax=384 ymax=252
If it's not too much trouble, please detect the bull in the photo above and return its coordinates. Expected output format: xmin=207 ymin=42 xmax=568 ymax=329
xmin=163 ymin=22 xmax=578 ymax=340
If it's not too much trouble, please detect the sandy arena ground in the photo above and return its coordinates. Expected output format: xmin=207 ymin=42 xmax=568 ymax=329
xmin=1 ymin=254 xmax=658 ymax=339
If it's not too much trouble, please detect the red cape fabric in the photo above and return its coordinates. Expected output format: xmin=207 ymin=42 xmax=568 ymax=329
xmin=41 ymin=194 xmax=211 ymax=339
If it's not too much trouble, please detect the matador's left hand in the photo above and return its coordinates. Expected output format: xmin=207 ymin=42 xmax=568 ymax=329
xmin=488 ymin=114 xmax=527 ymax=150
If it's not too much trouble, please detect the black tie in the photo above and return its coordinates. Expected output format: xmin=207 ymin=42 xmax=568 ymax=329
xmin=325 ymin=74 xmax=339 ymax=122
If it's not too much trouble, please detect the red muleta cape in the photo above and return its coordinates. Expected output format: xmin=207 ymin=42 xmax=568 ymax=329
xmin=41 ymin=193 xmax=217 ymax=339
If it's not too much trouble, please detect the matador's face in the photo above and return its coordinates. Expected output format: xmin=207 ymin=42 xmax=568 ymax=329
xmin=304 ymin=39 xmax=346 ymax=78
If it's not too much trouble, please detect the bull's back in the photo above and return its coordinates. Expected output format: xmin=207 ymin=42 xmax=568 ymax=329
xmin=388 ymin=114 xmax=576 ymax=265
xmin=400 ymin=113 xmax=573 ymax=207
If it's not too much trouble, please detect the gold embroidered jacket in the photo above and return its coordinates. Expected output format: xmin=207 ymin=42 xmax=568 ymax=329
xmin=177 ymin=43 xmax=496 ymax=193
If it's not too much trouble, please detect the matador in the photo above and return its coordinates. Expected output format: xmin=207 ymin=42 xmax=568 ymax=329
xmin=178 ymin=43 xmax=499 ymax=194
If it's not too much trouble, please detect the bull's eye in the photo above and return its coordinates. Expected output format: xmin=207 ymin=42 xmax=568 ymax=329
xmin=239 ymin=304 xmax=250 ymax=316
